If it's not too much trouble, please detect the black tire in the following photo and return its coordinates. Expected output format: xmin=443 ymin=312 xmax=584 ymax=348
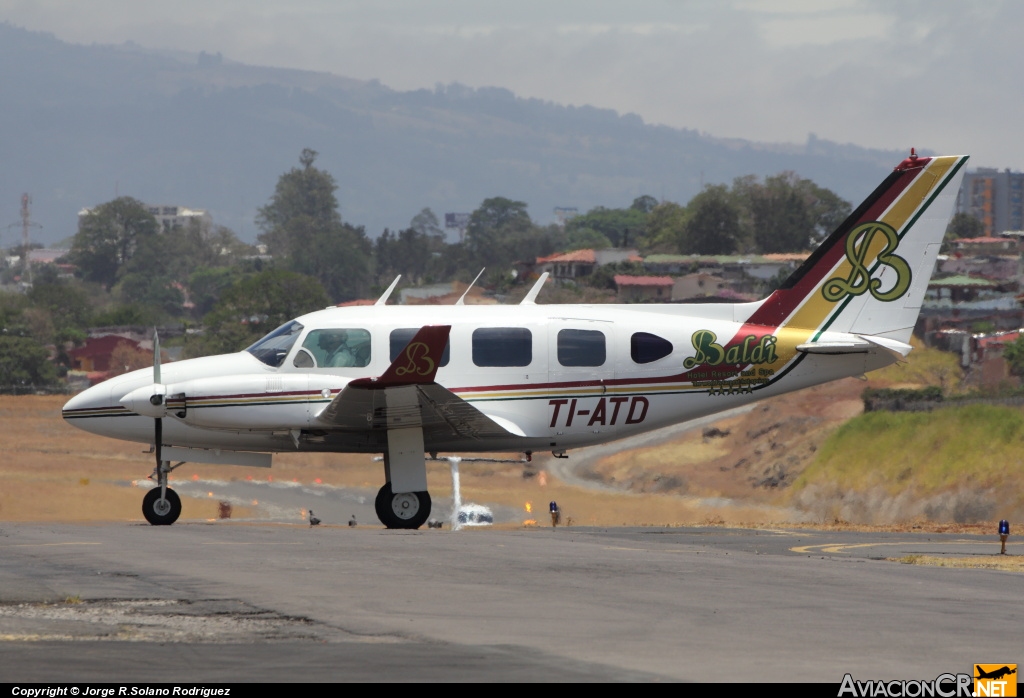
xmin=374 ymin=485 xmax=390 ymax=525
xmin=374 ymin=482 xmax=431 ymax=530
xmin=142 ymin=487 xmax=181 ymax=526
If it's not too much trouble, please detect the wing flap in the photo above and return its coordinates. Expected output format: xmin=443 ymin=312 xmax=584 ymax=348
xmin=315 ymin=382 xmax=520 ymax=442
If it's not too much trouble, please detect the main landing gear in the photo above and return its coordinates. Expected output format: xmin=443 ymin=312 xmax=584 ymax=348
xmin=375 ymin=482 xmax=431 ymax=530
xmin=143 ymin=459 xmax=182 ymax=526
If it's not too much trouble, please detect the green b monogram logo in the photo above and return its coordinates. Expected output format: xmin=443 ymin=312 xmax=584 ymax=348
xmin=822 ymin=222 xmax=912 ymax=303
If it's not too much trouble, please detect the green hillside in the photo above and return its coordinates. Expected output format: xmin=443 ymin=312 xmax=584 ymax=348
xmin=792 ymin=404 xmax=1024 ymax=522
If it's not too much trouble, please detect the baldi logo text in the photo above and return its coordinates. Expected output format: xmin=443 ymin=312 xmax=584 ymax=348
xmin=395 ymin=342 xmax=434 ymax=377
xmin=823 ymin=221 xmax=912 ymax=303
xmin=683 ymin=330 xmax=778 ymax=370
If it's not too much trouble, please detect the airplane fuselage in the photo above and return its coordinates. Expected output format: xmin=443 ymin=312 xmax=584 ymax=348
xmin=64 ymin=302 xmax=892 ymax=456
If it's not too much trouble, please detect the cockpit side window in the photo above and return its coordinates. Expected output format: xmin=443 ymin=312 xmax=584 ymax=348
xmin=295 ymin=328 xmax=372 ymax=368
xmin=245 ymin=321 xmax=305 ymax=368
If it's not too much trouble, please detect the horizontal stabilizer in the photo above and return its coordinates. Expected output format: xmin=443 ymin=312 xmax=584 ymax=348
xmin=796 ymin=341 xmax=872 ymax=355
xmin=857 ymin=334 xmax=914 ymax=358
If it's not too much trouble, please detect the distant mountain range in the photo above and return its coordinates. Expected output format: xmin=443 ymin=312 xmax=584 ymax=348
xmin=0 ymin=22 xmax=912 ymax=246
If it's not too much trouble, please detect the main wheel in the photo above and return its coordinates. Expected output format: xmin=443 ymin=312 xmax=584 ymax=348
xmin=142 ymin=487 xmax=181 ymax=526
xmin=375 ymin=482 xmax=431 ymax=530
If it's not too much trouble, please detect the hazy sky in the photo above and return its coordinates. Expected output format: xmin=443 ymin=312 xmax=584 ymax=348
xmin=2 ymin=0 xmax=1022 ymax=169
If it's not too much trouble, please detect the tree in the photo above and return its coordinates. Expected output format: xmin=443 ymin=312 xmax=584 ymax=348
xmin=946 ymin=212 xmax=985 ymax=241
xmin=409 ymin=208 xmax=445 ymax=241
xmin=116 ymin=272 xmax=186 ymax=319
xmin=586 ymin=260 xmax=647 ymax=290
xmin=0 ymin=291 xmax=30 ymax=334
xmin=0 ymin=336 xmax=57 ymax=389
xmin=1004 ymin=335 xmax=1024 ymax=377
xmin=91 ymin=303 xmax=158 ymax=328
xmin=564 ymin=206 xmax=647 ymax=248
xmin=631 ymin=195 xmax=659 ymax=214
xmin=187 ymin=269 xmax=329 ymax=357
xmin=257 ymin=149 xmax=371 ymax=301
xmin=681 ymin=185 xmax=742 ymax=255
xmin=464 ymin=197 xmax=534 ymax=269
xmin=732 ymin=172 xmax=850 ymax=253
xmin=110 ymin=341 xmax=160 ymax=376
xmin=27 ymin=279 xmax=93 ymax=337
xmin=69 ymin=197 xmax=158 ymax=289
xmin=207 ymin=225 xmax=257 ymax=261
xmin=749 ymin=173 xmax=813 ymax=252
xmin=643 ymin=202 xmax=688 ymax=253
xmin=562 ymin=226 xmax=613 ymax=251
xmin=799 ymin=180 xmax=852 ymax=240
xmin=188 ymin=266 xmax=244 ymax=318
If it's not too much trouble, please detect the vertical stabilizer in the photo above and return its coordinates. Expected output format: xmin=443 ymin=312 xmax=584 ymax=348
xmin=751 ymin=153 xmax=968 ymax=343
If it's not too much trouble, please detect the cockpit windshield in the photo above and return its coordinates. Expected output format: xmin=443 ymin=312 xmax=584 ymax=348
xmin=245 ymin=320 xmax=304 ymax=367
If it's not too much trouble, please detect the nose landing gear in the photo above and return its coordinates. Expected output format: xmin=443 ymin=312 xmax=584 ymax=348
xmin=143 ymin=459 xmax=182 ymax=526
xmin=143 ymin=486 xmax=181 ymax=525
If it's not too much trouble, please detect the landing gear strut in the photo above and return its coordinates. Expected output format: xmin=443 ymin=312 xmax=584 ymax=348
xmin=143 ymin=459 xmax=182 ymax=526
xmin=375 ymin=482 xmax=431 ymax=530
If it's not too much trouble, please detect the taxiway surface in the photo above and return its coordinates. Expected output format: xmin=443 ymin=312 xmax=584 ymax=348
xmin=0 ymin=523 xmax=1018 ymax=682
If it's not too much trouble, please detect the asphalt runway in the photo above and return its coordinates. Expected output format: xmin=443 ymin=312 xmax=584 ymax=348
xmin=0 ymin=522 xmax=1019 ymax=683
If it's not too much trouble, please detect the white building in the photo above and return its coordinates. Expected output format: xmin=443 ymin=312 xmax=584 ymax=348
xmin=78 ymin=204 xmax=212 ymax=233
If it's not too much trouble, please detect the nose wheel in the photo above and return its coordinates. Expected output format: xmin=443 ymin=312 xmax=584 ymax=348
xmin=375 ymin=482 xmax=431 ymax=529
xmin=143 ymin=486 xmax=181 ymax=525
xmin=142 ymin=458 xmax=183 ymax=525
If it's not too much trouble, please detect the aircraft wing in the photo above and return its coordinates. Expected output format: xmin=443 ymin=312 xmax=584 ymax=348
xmin=315 ymin=381 xmax=521 ymax=441
xmin=313 ymin=324 xmax=523 ymax=442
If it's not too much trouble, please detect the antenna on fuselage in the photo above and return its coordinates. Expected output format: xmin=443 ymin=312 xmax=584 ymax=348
xmin=519 ymin=272 xmax=549 ymax=305
xmin=456 ymin=268 xmax=485 ymax=305
xmin=375 ymin=275 xmax=401 ymax=305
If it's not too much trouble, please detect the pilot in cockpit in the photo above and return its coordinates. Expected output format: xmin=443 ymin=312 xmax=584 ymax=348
xmin=318 ymin=331 xmax=356 ymax=367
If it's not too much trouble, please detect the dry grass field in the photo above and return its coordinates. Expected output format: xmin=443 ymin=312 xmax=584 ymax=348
xmin=2 ymin=381 xmax=1020 ymax=533
xmin=4 ymin=394 xmax=789 ymax=527
xmin=0 ymin=387 xmax=859 ymax=528
xmin=3 ymin=394 xmax=1022 ymax=572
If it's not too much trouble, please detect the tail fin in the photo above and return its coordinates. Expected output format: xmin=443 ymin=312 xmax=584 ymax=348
xmin=752 ymin=153 xmax=968 ymax=343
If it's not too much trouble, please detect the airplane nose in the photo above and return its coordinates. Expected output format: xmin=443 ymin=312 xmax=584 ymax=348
xmin=61 ymin=382 xmax=114 ymax=421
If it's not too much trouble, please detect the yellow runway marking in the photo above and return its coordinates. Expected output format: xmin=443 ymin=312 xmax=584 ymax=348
xmin=790 ymin=540 xmax=1015 ymax=555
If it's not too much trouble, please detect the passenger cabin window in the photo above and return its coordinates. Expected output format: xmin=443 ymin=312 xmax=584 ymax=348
xmin=246 ymin=321 xmax=304 ymax=368
xmin=390 ymin=328 xmax=450 ymax=367
xmin=293 ymin=328 xmax=372 ymax=368
xmin=557 ymin=329 xmax=606 ymax=367
xmin=472 ymin=328 xmax=532 ymax=367
xmin=631 ymin=332 xmax=673 ymax=364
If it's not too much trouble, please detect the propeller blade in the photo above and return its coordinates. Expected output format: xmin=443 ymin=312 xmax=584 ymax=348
xmin=155 ymin=417 xmax=162 ymax=466
xmin=153 ymin=329 xmax=161 ymax=385
xmin=153 ymin=329 xmax=163 ymax=466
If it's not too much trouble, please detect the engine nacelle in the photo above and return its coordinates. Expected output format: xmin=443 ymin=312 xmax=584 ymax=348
xmin=120 ymin=384 xmax=168 ymax=418
xmin=165 ymin=374 xmax=348 ymax=430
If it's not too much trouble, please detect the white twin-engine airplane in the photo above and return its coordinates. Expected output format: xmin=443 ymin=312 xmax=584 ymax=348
xmin=63 ymin=152 xmax=968 ymax=528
